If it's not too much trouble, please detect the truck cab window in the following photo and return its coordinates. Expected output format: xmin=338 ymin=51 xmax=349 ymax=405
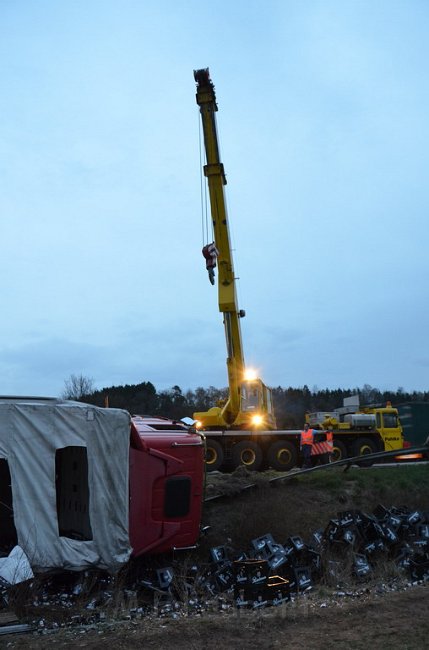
xmin=383 ymin=413 xmax=398 ymax=428
xmin=266 ymin=389 xmax=273 ymax=415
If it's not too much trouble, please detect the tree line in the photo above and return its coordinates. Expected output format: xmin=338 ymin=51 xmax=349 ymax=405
xmin=62 ymin=375 xmax=429 ymax=428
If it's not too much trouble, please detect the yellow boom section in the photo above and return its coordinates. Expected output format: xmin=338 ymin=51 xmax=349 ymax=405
xmin=193 ymin=68 xmax=276 ymax=431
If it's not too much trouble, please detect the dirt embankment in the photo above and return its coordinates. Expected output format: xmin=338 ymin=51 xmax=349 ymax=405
xmin=200 ymin=464 xmax=429 ymax=555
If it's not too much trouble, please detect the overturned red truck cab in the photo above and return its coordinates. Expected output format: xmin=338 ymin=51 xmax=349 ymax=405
xmin=0 ymin=398 xmax=205 ymax=573
xmin=129 ymin=414 xmax=205 ymax=556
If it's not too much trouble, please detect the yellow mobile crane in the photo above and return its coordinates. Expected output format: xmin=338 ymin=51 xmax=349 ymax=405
xmin=193 ymin=68 xmax=276 ymax=435
xmin=191 ymin=69 xmax=406 ymax=473
xmin=191 ymin=69 xmax=404 ymax=474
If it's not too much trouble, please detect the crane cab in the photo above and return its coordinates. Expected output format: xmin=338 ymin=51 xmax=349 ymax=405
xmin=238 ymin=379 xmax=276 ymax=429
xmin=194 ymin=377 xmax=276 ymax=431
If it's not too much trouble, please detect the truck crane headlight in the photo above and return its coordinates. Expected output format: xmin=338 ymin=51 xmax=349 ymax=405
xmin=251 ymin=414 xmax=263 ymax=426
xmin=195 ymin=420 xmax=203 ymax=429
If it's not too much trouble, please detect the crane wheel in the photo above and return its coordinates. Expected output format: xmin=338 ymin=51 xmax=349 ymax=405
xmin=205 ymin=440 xmax=224 ymax=472
xmin=231 ymin=441 xmax=263 ymax=471
xmin=267 ymin=440 xmax=297 ymax=471
xmin=332 ymin=440 xmax=347 ymax=462
xmin=352 ymin=437 xmax=377 ymax=467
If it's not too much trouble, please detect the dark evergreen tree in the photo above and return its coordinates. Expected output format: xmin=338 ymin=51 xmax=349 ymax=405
xmin=70 ymin=378 xmax=429 ymax=426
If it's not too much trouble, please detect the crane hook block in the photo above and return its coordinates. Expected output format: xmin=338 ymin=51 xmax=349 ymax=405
xmin=202 ymin=242 xmax=219 ymax=285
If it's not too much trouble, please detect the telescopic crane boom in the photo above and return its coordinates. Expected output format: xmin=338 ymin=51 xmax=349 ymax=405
xmin=193 ymin=68 xmax=276 ymax=431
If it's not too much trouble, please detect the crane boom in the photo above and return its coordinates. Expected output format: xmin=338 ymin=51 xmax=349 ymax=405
xmin=193 ymin=68 xmax=276 ymax=431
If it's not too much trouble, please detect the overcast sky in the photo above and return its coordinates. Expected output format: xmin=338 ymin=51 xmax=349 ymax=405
xmin=1 ymin=0 xmax=428 ymax=398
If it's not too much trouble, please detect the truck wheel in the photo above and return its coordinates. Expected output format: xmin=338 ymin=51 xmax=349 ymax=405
xmin=352 ymin=437 xmax=377 ymax=467
xmin=332 ymin=440 xmax=347 ymax=462
xmin=205 ymin=440 xmax=224 ymax=472
xmin=267 ymin=440 xmax=297 ymax=471
xmin=231 ymin=441 xmax=263 ymax=471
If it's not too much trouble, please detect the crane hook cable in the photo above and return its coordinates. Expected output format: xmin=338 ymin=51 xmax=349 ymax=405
xmin=198 ymin=114 xmax=210 ymax=247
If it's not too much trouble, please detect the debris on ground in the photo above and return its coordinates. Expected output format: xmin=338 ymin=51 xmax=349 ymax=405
xmin=1 ymin=502 xmax=428 ymax=641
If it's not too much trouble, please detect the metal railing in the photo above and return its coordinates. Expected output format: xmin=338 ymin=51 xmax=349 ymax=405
xmin=204 ymin=445 xmax=428 ymax=502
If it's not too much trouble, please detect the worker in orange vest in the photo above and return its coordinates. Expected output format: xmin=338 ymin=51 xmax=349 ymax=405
xmin=300 ymin=423 xmax=315 ymax=469
xmin=326 ymin=429 xmax=334 ymax=462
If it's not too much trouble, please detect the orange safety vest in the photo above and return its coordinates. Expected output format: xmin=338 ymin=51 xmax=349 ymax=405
xmin=326 ymin=431 xmax=334 ymax=450
xmin=301 ymin=429 xmax=314 ymax=445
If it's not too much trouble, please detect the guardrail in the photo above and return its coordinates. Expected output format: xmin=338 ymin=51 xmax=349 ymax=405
xmin=268 ymin=444 xmax=429 ymax=484
xmin=204 ymin=445 xmax=428 ymax=502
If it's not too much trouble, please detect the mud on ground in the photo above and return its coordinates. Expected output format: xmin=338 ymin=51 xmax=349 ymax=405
xmin=4 ymin=582 xmax=429 ymax=649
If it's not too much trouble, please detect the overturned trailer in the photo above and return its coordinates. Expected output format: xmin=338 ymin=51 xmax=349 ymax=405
xmin=0 ymin=398 xmax=205 ymax=573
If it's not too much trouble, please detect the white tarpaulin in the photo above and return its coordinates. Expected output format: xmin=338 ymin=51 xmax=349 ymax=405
xmin=0 ymin=399 xmax=132 ymax=572
xmin=0 ymin=545 xmax=34 ymax=584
